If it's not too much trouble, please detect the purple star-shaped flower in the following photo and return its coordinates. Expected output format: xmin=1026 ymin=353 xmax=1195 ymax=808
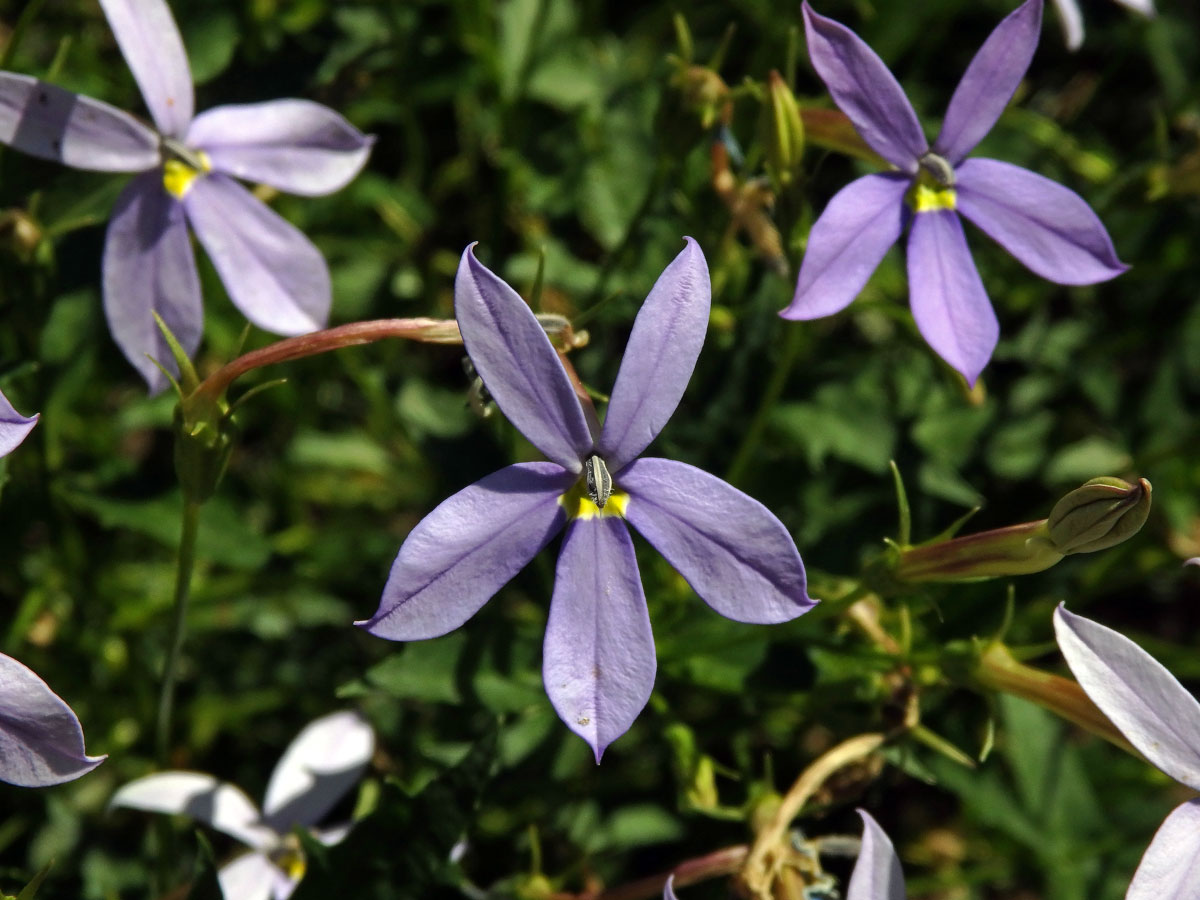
xmin=358 ymin=239 xmax=814 ymax=760
xmin=0 ymin=389 xmax=37 ymax=458
xmin=1054 ymin=606 xmax=1200 ymax=899
xmin=782 ymin=0 xmax=1126 ymax=385
xmin=0 ymin=0 xmax=373 ymax=391
xmin=0 ymin=652 xmax=106 ymax=787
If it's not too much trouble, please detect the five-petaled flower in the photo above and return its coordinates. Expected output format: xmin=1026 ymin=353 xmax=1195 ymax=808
xmin=359 ymin=239 xmax=814 ymax=761
xmin=1054 ymin=606 xmax=1200 ymax=899
xmin=0 ymin=0 xmax=373 ymax=391
xmin=111 ymin=710 xmax=374 ymax=900
xmin=0 ymin=652 xmax=106 ymax=787
xmin=782 ymin=0 xmax=1126 ymax=386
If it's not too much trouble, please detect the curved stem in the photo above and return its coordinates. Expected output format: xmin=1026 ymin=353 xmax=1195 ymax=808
xmin=194 ymin=318 xmax=465 ymax=403
xmin=740 ymin=732 xmax=886 ymax=897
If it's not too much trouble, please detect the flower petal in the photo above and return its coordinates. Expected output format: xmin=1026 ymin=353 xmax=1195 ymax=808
xmin=780 ymin=173 xmax=909 ymax=320
xmin=933 ymin=0 xmax=1042 ymax=164
xmin=543 ymin=517 xmax=655 ymax=762
xmin=0 ymin=653 xmax=106 ymax=787
xmin=906 ymin=209 xmax=998 ymax=387
xmin=262 ymin=710 xmax=374 ymax=831
xmin=801 ymin=3 xmax=926 ymax=171
xmin=359 ymin=462 xmax=574 ymax=640
xmin=0 ymin=73 xmax=160 ymax=171
xmin=1127 ymin=799 xmax=1200 ymax=900
xmin=217 ymin=852 xmax=277 ymax=900
xmin=1053 ymin=606 xmax=1200 ymax=791
xmin=955 ymin=158 xmax=1128 ymax=284
xmin=187 ymin=100 xmax=373 ymax=197
xmin=311 ymin=822 xmax=352 ymax=846
xmin=0 ymin=390 xmax=38 ymax=458
xmin=184 ymin=173 xmax=330 ymax=336
xmin=1050 ymin=0 xmax=1085 ymax=51
xmin=455 ymin=245 xmax=594 ymax=472
xmin=619 ymin=458 xmax=813 ymax=624
xmin=848 ymin=810 xmax=907 ymax=900
xmin=663 ymin=875 xmax=679 ymax=899
xmin=1114 ymin=0 xmax=1155 ymax=16
xmin=110 ymin=771 xmax=277 ymax=849
xmin=596 ymin=238 xmax=710 ymax=473
xmin=103 ymin=171 xmax=203 ymax=392
xmin=98 ymin=0 xmax=193 ymax=137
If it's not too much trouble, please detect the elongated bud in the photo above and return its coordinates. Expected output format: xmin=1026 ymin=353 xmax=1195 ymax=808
xmin=893 ymin=519 xmax=1063 ymax=583
xmin=892 ymin=476 xmax=1151 ymax=583
xmin=1047 ymin=476 xmax=1152 ymax=554
xmin=762 ymin=70 xmax=805 ymax=190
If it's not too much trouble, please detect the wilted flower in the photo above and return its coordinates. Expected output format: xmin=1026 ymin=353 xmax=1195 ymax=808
xmin=782 ymin=0 xmax=1126 ymax=385
xmin=0 ymin=652 xmax=106 ymax=787
xmin=0 ymin=0 xmax=372 ymax=390
xmin=1050 ymin=0 xmax=1155 ymax=51
xmin=111 ymin=710 xmax=374 ymax=900
xmin=664 ymin=810 xmax=904 ymax=899
xmin=0 ymin=389 xmax=37 ymax=457
xmin=1054 ymin=606 xmax=1200 ymax=899
xmin=359 ymin=239 xmax=814 ymax=760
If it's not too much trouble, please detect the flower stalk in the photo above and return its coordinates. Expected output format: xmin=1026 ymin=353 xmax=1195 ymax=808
xmin=973 ymin=639 xmax=1141 ymax=759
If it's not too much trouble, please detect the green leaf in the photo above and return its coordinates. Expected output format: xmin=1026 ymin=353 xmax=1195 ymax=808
xmin=1043 ymin=437 xmax=1132 ymax=486
xmin=61 ymin=490 xmax=272 ymax=569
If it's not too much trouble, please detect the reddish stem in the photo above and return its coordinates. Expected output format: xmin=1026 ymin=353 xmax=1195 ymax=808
xmin=195 ymin=318 xmax=463 ymax=402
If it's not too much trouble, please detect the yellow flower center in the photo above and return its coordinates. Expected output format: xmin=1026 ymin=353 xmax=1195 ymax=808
xmin=560 ymin=481 xmax=629 ymax=520
xmin=911 ymin=182 xmax=957 ymax=213
xmin=162 ymin=150 xmax=211 ymax=199
xmin=270 ymin=841 xmax=307 ymax=882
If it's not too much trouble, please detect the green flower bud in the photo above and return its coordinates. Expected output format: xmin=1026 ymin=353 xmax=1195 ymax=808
xmin=1047 ymin=476 xmax=1152 ymax=555
xmin=762 ymin=70 xmax=805 ymax=190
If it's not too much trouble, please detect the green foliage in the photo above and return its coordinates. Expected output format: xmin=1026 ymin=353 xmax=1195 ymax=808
xmin=1 ymin=0 xmax=1198 ymax=898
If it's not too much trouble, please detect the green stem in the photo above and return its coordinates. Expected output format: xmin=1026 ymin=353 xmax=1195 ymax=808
xmin=724 ymin=325 xmax=805 ymax=485
xmin=155 ymin=499 xmax=202 ymax=765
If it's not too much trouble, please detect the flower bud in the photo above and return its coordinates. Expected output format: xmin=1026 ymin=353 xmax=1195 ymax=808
xmin=1047 ymin=476 xmax=1152 ymax=555
xmin=892 ymin=519 xmax=1063 ymax=583
xmin=761 ymin=70 xmax=805 ymax=190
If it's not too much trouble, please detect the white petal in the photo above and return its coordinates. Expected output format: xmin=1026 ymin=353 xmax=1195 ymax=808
xmin=262 ymin=711 xmax=374 ymax=830
xmin=110 ymin=772 xmax=276 ymax=849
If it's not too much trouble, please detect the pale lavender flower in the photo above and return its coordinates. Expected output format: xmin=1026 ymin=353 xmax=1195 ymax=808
xmin=0 ymin=389 xmax=37 ymax=457
xmin=0 ymin=652 xmax=106 ymax=787
xmin=782 ymin=0 xmax=1126 ymax=386
xmin=359 ymin=239 xmax=814 ymax=761
xmin=1054 ymin=605 xmax=1200 ymax=898
xmin=846 ymin=810 xmax=906 ymax=900
xmin=1051 ymin=0 xmax=1156 ymax=51
xmin=111 ymin=710 xmax=374 ymax=900
xmin=0 ymin=0 xmax=372 ymax=391
xmin=663 ymin=810 xmax=904 ymax=899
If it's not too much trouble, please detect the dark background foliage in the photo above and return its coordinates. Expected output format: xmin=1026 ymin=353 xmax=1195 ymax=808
xmin=1 ymin=0 xmax=1198 ymax=897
